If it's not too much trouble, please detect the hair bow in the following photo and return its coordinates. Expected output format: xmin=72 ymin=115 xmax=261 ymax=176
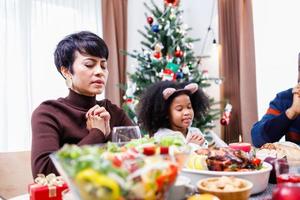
xmin=162 ymin=83 xmax=198 ymax=100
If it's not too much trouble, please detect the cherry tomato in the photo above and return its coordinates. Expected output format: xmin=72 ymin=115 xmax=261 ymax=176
xmin=160 ymin=146 xmax=169 ymax=154
xmin=156 ymin=164 xmax=178 ymax=192
xmin=112 ymin=156 xmax=122 ymax=167
xmin=252 ymin=158 xmax=261 ymax=167
xmin=143 ymin=146 xmax=156 ymax=156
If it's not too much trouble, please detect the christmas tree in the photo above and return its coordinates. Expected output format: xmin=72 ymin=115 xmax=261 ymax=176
xmin=123 ymin=0 xmax=221 ymax=135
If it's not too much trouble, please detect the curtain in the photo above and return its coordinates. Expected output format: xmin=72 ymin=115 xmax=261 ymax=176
xmin=101 ymin=0 xmax=128 ymax=107
xmin=0 ymin=0 xmax=102 ymax=151
xmin=218 ymin=0 xmax=258 ymax=143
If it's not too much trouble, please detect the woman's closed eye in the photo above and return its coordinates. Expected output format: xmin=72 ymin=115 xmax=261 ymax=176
xmin=100 ymin=61 xmax=107 ymax=70
xmin=84 ymin=61 xmax=96 ymax=68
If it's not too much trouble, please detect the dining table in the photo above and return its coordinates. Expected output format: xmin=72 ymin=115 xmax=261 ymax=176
xmin=5 ymin=183 xmax=275 ymax=200
xmin=249 ymin=183 xmax=275 ymax=200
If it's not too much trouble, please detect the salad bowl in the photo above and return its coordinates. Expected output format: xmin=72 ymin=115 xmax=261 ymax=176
xmin=51 ymin=137 xmax=191 ymax=200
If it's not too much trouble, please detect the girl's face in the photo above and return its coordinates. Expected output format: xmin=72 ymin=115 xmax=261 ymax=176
xmin=64 ymin=51 xmax=109 ymax=96
xmin=168 ymin=94 xmax=194 ymax=134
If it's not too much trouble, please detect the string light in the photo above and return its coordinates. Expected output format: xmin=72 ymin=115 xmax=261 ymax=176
xmin=200 ymin=0 xmax=217 ymax=56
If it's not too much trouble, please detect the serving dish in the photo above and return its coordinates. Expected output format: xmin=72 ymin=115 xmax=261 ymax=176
xmin=181 ymin=162 xmax=272 ymax=194
xmin=197 ymin=176 xmax=253 ymax=200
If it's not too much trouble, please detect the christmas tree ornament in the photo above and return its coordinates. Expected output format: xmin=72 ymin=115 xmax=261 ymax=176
xmin=154 ymin=43 xmax=163 ymax=52
xmin=151 ymin=24 xmax=160 ymax=33
xmin=166 ymin=54 xmax=173 ymax=62
xmin=175 ymin=57 xmax=182 ymax=64
xmin=153 ymin=52 xmax=161 ymax=59
xmin=147 ymin=16 xmax=154 ymax=25
xmin=161 ymin=69 xmax=175 ymax=81
xmin=176 ymin=71 xmax=184 ymax=79
xmin=220 ymin=104 xmax=232 ymax=126
xmin=202 ymin=69 xmax=209 ymax=79
xmin=174 ymin=49 xmax=184 ymax=57
xmin=166 ymin=62 xmax=180 ymax=72
xmin=126 ymin=98 xmax=133 ymax=104
xmin=164 ymin=0 xmax=179 ymax=6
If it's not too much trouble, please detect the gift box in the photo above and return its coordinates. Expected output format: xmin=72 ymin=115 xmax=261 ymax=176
xmin=29 ymin=174 xmax=68 ymax=200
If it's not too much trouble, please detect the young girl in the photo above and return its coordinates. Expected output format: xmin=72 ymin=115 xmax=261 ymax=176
xmin=137 ymin=81 xmax=210 ymax=149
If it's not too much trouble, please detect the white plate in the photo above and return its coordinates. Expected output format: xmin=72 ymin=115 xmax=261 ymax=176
xmin=181 ymin=162 xmax=272 ymax=195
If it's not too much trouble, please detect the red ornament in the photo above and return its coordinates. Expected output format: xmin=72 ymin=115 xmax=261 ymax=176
xmin=220 ymin=117 xmax=229 ymax=126
xmin=126 ymin=98 xmax=133 ymax=103
xmin=174 ymin=50 xmax=183 ymax=57
xmin=164 ymin=0 xmax=179 ymax=6
xmin=147 ymin=16 xmax=153 ymax=25
xmin=220 ymin=104 xmax=232 ymax=126
xmin=161 ymin=69 xmax=176 ymax=81
xmin=153 ymin=52 xmax=161 ymax=59
xmin=163 ymin=68 xmax=173 ymax=75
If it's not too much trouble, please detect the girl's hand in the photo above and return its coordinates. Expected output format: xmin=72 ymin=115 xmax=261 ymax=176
xmin=187 ymin=132 xmax=205 ymax=146
xmin=86 ymin=105 xmax=111 ymax=136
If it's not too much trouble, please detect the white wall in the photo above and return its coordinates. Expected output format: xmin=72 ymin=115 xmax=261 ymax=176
xmin=253 ymin=0 xmax=300 ymax=119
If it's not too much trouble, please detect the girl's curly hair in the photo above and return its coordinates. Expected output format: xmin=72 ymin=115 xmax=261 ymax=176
xmin=136 ymin=81 xmax=210 ymax=136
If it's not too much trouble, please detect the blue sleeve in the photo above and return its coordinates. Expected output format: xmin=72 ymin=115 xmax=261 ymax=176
xmin=251 ymin=89 xmax=294 ymax=147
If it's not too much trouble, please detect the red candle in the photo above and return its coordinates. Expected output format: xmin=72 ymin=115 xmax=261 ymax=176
xmin=229 ymin=142 xmax=251 ymax=152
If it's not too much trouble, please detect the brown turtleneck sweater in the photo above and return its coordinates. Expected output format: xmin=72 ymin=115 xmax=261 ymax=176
xmin=31 ymin=89 xmax=133 ymax=178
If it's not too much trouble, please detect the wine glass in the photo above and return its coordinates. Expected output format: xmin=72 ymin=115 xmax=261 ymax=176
xmin=275 ymin=159 xmax=300 ymax=184
xmin=111 ymin=126 xmax=141 ymax=143
xmin=272 ymin=159 xmax=300 ymax=200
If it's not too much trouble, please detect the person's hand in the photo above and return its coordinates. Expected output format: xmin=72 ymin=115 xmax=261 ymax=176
xmin=86 ymin=105 xmax=111 ymax=136
xmin=286 ymin=84 xmax=300 ymax=119
xmin=186 ymin=132 xmax=205 ymax=146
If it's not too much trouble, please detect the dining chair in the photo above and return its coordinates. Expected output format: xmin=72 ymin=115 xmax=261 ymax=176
xmin=0 ymin=151 xmax=33 ymax=199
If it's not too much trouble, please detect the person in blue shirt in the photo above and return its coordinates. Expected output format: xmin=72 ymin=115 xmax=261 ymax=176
xmin=251 ymin=84 xmax=300 ymax=147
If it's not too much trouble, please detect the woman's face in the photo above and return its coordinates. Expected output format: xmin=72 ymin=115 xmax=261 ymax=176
xmin=168 ymin=94 xmax=194 ymax=134
xmin=67 ymin=51 xmax=108 ymax=96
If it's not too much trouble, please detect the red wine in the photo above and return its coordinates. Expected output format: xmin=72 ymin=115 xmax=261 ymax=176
xmin=277 ymin=173 xmax=300 ymax=183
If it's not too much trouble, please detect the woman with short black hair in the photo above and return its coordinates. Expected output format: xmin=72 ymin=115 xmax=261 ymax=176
xmin=31 ymin=31 xmax=133 ymax=178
